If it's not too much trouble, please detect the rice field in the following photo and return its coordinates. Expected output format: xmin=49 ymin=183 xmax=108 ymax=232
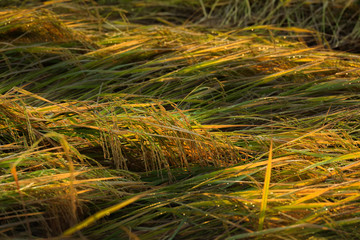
xmin=1 ymin=1 xmax=360 ymax=239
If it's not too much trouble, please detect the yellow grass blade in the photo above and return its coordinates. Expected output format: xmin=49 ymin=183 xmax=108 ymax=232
xmin=292 ymin=187 xmax=333 ymax=205
xmin=302 ymin=151 xmax=360 ymax=172
xmin=258 ymin=139 xmax=273 ymax=231
xmin=13 ymin=87 xmax=84 ymax=116
xmin=61 ymin=190 xmax=152 ymax=236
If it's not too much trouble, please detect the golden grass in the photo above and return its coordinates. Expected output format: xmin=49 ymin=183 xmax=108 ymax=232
xmin=1 ymin=1 xmax=360 ymax=239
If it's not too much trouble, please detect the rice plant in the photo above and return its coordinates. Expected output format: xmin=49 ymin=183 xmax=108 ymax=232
xmin=1 ymin=0 xmax=360 ymax=239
